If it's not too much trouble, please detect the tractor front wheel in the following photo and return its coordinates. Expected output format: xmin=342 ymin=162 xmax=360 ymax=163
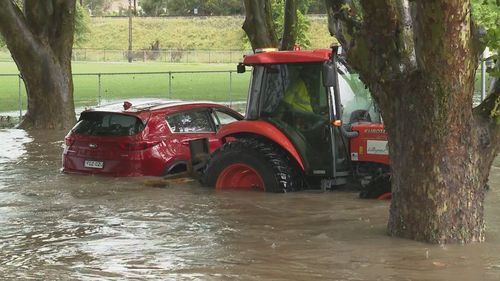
xmin=202 ymin=138 xmax=302 ymax=193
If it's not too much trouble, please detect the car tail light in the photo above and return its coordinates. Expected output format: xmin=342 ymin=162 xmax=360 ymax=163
xmin=65 ymin=136 xmax=75 ymax=147
xmin=119 ymin=141 xmax=160 ymax=151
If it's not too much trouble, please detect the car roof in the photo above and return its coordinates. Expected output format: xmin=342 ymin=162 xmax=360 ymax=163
xmin=243 ymin=49 xmax=332 ymax=65
xmin=81 ymin=99 xmax=240 ymax=121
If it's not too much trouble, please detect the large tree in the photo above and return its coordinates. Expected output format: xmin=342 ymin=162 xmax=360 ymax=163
xmin=243 ymin=0 xmax=309 ymax=51
xmin=244 ymin=0 xmax=499 ymax=243
xmin=326 ymin=0 xmax=499 ymax=244
xmin=0 ymin=0 xmax=77 ymax=129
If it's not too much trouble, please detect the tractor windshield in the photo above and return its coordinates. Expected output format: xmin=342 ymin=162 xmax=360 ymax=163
xmin=337 ymin=63 xmax=381 ymax=124
xmin=246 ymin=63 xmax=328 ymax=122
xmin=245 ymin=62 xmax=380 ymax=124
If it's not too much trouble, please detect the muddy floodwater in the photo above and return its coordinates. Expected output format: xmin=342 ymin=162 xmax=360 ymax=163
xmin=0 ymin=129 xmax=499 ymax=281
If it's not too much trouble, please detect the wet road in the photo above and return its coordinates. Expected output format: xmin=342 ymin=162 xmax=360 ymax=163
xmin=0 ymin=129 xmax=499 ymax=280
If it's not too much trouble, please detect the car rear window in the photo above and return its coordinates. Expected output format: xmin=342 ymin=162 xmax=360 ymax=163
xmin=73 ymin=112 xmax=145 ymax=136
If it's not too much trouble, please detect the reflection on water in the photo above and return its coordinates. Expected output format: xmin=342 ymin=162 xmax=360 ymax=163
xmin=0 ymin=129 xmax=31 ymax=165
xmin=0 ymin=128 xmax=499 ymax=280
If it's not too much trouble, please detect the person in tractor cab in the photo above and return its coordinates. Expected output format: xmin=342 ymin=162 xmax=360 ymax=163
xmin=280 ymin=65 xmax=327 ymax=133
xmin=283 ymin=74 xmax=313 ymax=112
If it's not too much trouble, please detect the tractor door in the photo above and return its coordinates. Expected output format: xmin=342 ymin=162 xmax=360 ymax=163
xmin=247 ymin=63 xmax=343 ymax=179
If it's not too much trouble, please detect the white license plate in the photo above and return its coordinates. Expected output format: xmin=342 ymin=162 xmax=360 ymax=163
xmin=84 ymin=160 xmax=104 ymax=169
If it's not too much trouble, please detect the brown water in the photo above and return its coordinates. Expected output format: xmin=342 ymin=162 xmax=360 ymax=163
xmin=0 ymin=129 xmax=499 ymax=281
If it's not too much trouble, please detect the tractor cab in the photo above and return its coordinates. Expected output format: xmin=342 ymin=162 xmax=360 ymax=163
xmin=199 ymin=47 xmax=389 ymax=196
xmin=241 ymin=48 xmax=381 ymax=184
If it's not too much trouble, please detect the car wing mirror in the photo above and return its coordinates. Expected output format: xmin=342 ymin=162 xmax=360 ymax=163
xmin=237 ymin=63 xmax=246 ymax=73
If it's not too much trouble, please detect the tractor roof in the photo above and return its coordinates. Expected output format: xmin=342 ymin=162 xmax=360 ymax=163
xmin=243 ymin=49 xmax=332 ymax=65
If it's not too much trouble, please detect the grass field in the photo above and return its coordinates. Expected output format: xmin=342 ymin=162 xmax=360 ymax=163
xmin=0 ymin=62 xmax=250 ymax=113
xmin=79 ymin=16 xmax=332 ymax=50
xmin=0 ymin=60 xmax=489 ymax=114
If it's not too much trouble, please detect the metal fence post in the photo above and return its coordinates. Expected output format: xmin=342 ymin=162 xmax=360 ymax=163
xmin=481 ymin=54 xmax=486 ymax=101
xmin=168 ymin=72 xmax=172 ymax=99
xmin=18 ymin=74 xmax=23 ymax=119
xmin=229 ymin=71 xmax=233 ymax=107
xmin=208 ymin=50 xmax=211 ymax=64
xmin=98 ymin=74 xmax=102 ymax=105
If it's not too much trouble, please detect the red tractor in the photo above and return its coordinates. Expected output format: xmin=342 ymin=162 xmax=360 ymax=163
xmin=195 ymin=46 xmax=391 ymax=199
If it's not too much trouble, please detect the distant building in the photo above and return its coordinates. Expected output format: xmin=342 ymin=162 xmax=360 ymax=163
xmin=107 ymin=0 xmax=130 ymax=14
xmin=85 ymin=0 xmax=141 ymax=16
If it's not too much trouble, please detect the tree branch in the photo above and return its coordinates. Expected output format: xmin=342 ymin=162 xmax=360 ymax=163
xmin=242 ymin=0 xmax=278 ymax=51
xmin=474 ymin=72 xmax=500 ymax=123
xmin=0 ymin=0 xmax=41 ymax=62
xmin=281 ymin=0 xmax=297 ymax=50
xmin=24 ymin=0 xmax=54 ymax=38
xmin=325 ymin=0 xmax=362 ymax=52
xmin=49 ymin=0 xmax=76 ymax=63
xmin=394 ymin=0 xmax=417 ymax=70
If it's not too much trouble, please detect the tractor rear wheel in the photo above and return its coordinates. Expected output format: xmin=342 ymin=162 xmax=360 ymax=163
xmin=202 ymin=138 xmax=302 ymax=193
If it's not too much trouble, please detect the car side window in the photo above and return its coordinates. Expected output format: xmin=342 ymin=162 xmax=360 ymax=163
xmin=213 ymin=110 xmax=240 ymax=126
xmin=166 ymin=110 xmax=215 ymax=133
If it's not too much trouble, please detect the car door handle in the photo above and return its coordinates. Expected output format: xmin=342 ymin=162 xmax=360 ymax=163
xmin=181 ymin=140 xmax=191 ymax=145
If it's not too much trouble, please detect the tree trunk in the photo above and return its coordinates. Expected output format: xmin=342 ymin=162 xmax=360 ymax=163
xmin=0 ymin=0 xmax=76 ymax=130
xmin=18 ymin=48 xmax=75 ymax=129
xmin=381 ymin=76 xmax=494 ymax=243
xmin=242 ymin=0 xmax=278 ymax=51
xmin=326 ymin=0 xmax=499 ymax=243
xmin=281 ymin=0 xmax=297 ymax=50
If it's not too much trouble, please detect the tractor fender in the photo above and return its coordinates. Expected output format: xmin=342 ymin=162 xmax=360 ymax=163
xmin=217 ymin=120 xmax=305 ymax=171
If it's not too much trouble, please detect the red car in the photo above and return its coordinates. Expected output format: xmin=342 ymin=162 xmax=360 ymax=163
xmin=62 ymin=100 xmax=243 ymax=177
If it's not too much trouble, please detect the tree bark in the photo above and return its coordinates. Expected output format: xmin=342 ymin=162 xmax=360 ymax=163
xmin=243 ymin=0 xmax=278 ymax=51
xmin=326 ymin=0 xmax=499 ymax=243
xmin=0 ymin=0 xmax=76 ymax=130
xmin=281 ymin=0 xmax=297 ymax=50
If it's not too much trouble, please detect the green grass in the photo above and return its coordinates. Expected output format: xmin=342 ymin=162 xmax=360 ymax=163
xmin=0 ymin=59 xmax=490 ymax=114
xmin=79 ymin=15 xmax=331 ymax=50
xmin=0 ymin=62 xmax=250 ymax=113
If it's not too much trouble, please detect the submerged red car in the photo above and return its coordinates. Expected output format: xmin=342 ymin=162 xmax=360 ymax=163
xmin=62 ymin=100 xmax=243 ymax=177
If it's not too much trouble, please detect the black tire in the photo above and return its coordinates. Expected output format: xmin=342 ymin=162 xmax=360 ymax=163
xmin=359 ymin=173 xmax=391 ymax=199
xmin=201 ymin=138 xmax=303 ymax=193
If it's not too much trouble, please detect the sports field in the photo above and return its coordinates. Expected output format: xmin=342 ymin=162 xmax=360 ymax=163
xmin=0 ymin=61 xmax=251 ymax=113
xmin=0 ymin=60 xmax=488 ymax=114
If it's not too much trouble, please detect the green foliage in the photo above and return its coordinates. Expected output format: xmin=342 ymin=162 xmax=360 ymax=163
xmin=472 ymin=0 xmax=499 ymax=30
xmin=305 ymin=0 xmax=326 ymax=14
xmin=203 ymin=0 xmax=244 ymax=15
xmin=75 ymin=2 xmax=91 ymax=47
xmin=295 ymin=9 xmax=311 ymax=48
xmin=472 ymin=0 xmax=500 ymax=76
xmin=141 ymin=0 xmax=168 ymax=16
xmin=269 ymin=0 xmax=312 ymax=48
xmin=82 ymin=0 xmax=113 ymax=16
xmin=141 ymin=0 xmax=243 ymax=16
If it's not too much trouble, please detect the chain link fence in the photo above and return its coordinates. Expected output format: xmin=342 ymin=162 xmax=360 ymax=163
xmin=0 ymin=47 xmax=251 ymax=64
xmin=0 ymin=70 xmax=251 ymax=123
